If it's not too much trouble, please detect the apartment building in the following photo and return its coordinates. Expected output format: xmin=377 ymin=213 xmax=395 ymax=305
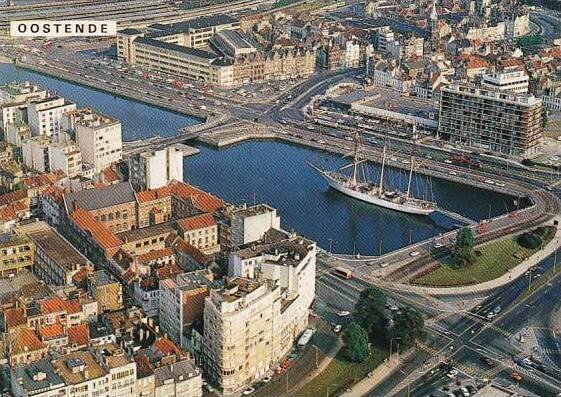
xmin=21 ymin=135 xmax=53 ymax=173
xmin=0 ymin=234 xmax=34 ymax=277
xmin=72 ymin=109 xmax=122 ymax=173
xmin=439 ymin=84 xmax=544 ymax=156
xmin=129 ymin=146 xmax=184 ymax=191
xmin=27 ymin=226 xmax=93 ymax=287
xmin=203 ymin=275 xmax=312 ymax=396
xmin=88 ymin=270 xmax=124 ymax=312
xmin=159 ymin=270 xmax=214 ymax=349
xmin=202 ymin=231 xmax=316 ymax=395
xmin=48 ymin=138 xmax=83 ymax=178
xmin=0 ymin=81 xmax=48 ymax=132
xmin=177 ymin=213 xmax=220 ymax=255
xmin=11 ymin=344 xmax=136 ymax=397
xmin=27 ymin=96 xmax=76 ymax=136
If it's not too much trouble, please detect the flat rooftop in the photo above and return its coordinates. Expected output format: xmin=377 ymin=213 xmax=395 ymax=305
xmin=354 ymin=88 xmax=437 ymax=118
xmin=28 ymin=228 xmax=90 ymax=272
xmin=52 ymin=351 xmax=106 ymax=385
xmin=232 ymin=203 xmax=275 ymax=218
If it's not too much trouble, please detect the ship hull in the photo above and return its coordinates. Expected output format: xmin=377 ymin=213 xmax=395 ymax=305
xmin=326 ymin=177 xmax=435 ymax=216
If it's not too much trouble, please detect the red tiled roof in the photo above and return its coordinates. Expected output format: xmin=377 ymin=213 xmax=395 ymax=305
xmin=67 ymin=324 xmax=90 ymax=347
xmin=0 ymin=206 xmax=17 ymax=223
xmin=72 ymin=267 xmax=93 ymax=287
xmin=70 ymin=208 xmax=123 ymax=252
xmin=169 ymin=181 xmax=224 ymax=213
xmin=0 ymin=189 xmax=27 ymax=208
xmin=136 ymin=186 xmax=173 ymax=203
xmin=101 ymin=167 xmax=120 ymax=184
xmin=172 ymin=239 xmax=210 ymax=265
xmin=4 ymin=307 xmax=26 ymax=329
xmin=137 ymin=248 xmax=174 ymax=264
xmin=177 ymin=213 xmax=216 ymax=232
xmin=466 ymin=56 xmax=490 ymax=69
xmin=63 ymin=299 xmax=82 ymax=314
xmin=156 ymin=263 xmax=183 ymax=280
xmin=40 ymin=297 xmax=66 ymax=314
xmin=10 ymin=328 xmax=46 ymax=355
xmin=39 ymin=323 xmax=65 ymax=340
xmin=152 ymin=337 xmax=181 ymax=358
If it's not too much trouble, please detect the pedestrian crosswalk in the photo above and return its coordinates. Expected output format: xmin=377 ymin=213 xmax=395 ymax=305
xmin=461 ymin=312 xmax=513 ymax=338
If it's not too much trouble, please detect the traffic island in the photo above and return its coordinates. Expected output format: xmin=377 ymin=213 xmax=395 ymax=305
xmin=409 ymin=225 xmax=557 ymax=288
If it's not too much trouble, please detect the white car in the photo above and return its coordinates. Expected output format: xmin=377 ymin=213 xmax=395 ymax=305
xmin=449 ymin=171 xmax=458 ymax=176
xmin=460 ymin=387 xmax=470 ymax=397
xmin=337 ymin=311 xmax=351 ymax=317
xmin=262 ymin=376 xmax=272 ymax=383
xmin=243 ymin=387 xmax=256 ymax=395
xmin=379 ymin=262 xmax=389 ymax=268
xmin=485 ymin=179 xmax=495 ymax=185
xmin=433 ymin=243 xmax=444 ymax=249
xmin=496 ymin=182 xmax=506 ymax=187
xmin=409 ymin=251 xmax=420 ymax=257
xmin=444 ymin=159 xmax=453 ymax=164
xmin=333 ymin=324 xmax=342 ymax=333
xmin=446 ymin=369 xmax=458 ymax=378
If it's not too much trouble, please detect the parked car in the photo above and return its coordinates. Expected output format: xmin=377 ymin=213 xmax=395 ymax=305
xmin=337 ymin=311 xmax=350 ymax=317
xmin=243 ymin=387 xmax=256 ymax=395
xmin=333 ymin=324 xmax=342 ymax=333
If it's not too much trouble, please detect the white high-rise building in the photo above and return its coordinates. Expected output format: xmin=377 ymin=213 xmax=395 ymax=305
xmin=203 ymin=232 xmax=316 ymax=396
xmin=225 ymin=204 xmax=281 ymax=247
xmin=73 ymin=109 xmax=122 ymax=173
xmin=481 ymin=69 xmax=529 ymax=94
xmin=129 ymin=145 xmax=183 ymax=190
xmin=27 ymin=96 xmax=76 ymax=136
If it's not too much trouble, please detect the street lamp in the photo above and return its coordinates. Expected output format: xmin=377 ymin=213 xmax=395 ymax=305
xmin=326 ymin=383 xmax=338 ymax=397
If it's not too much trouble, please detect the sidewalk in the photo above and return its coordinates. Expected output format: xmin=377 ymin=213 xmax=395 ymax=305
xmin=289 ymin=336 xmax=344 ymax=397
xmin=403 ymin=216 xmax=561 ymax=296
xmin=340 ymin=351 xmax=414 ymax=397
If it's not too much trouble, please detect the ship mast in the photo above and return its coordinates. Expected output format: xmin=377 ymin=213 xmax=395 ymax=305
xmin=378 ymin=145 xmax=386 ymax=195
xmin=406 ymin=156 xmax=414 ymax=199
xmin=351 ymin=131 xmax=360 ymax=187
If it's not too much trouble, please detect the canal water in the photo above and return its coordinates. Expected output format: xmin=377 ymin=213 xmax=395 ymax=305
xmin=0 ymin=64 xmax=197 ymax=140
xmin=0 ymin=64 xmax=515 ymax=255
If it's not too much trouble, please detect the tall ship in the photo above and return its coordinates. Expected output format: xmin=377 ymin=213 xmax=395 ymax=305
xmin=309 ymin=133 xmax=437 ymax=216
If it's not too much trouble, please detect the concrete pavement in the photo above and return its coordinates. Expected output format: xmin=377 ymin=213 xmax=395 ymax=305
xmin=339 ymin=352 xmax=414 ymax=397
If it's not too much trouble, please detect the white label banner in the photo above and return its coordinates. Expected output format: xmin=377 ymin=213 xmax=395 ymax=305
xmin=10 ymin=20 xmax=117 ymax=37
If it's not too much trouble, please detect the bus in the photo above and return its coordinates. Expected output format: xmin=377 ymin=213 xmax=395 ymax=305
xmin=297 ymin=328 xmax=316 ymax=348
xmin=331 ymin=267 xmax=352 ymax=280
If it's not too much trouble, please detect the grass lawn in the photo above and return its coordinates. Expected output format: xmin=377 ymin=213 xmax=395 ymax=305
xmin=413 ymin=237 xmax=539 ymax=287
xmin=296 ymin=346 xmax=387 ymax=397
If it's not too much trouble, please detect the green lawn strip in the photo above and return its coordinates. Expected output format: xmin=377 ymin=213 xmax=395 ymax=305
xmin=412 ymin=237 xmax=538 ymax=287
xmin=296 ymin=346 xmax=387 ymax=397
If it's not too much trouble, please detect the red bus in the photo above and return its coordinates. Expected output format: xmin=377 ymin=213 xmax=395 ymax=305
xmin=332 ymin=267 xmax=352 ymax=280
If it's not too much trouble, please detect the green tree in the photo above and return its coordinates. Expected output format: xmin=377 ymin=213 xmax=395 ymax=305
xmin=389 ymin=307 xmax=425 ymax=349
xmin=454 ymin=227 xmax=476 ymax=267
xmin=343 ymin=321 xmax=370 ymax=362
xmin=353 ymin=287 xmax=387 ymax=339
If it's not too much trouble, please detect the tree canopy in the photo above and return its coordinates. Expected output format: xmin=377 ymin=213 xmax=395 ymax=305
xmin=453 ymin=227 xmax=476 ymax=267
xmin=353 ymin=287 xmax=387 ymax=338
xmin=343 ymin=321 xmax=370 ymax=362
